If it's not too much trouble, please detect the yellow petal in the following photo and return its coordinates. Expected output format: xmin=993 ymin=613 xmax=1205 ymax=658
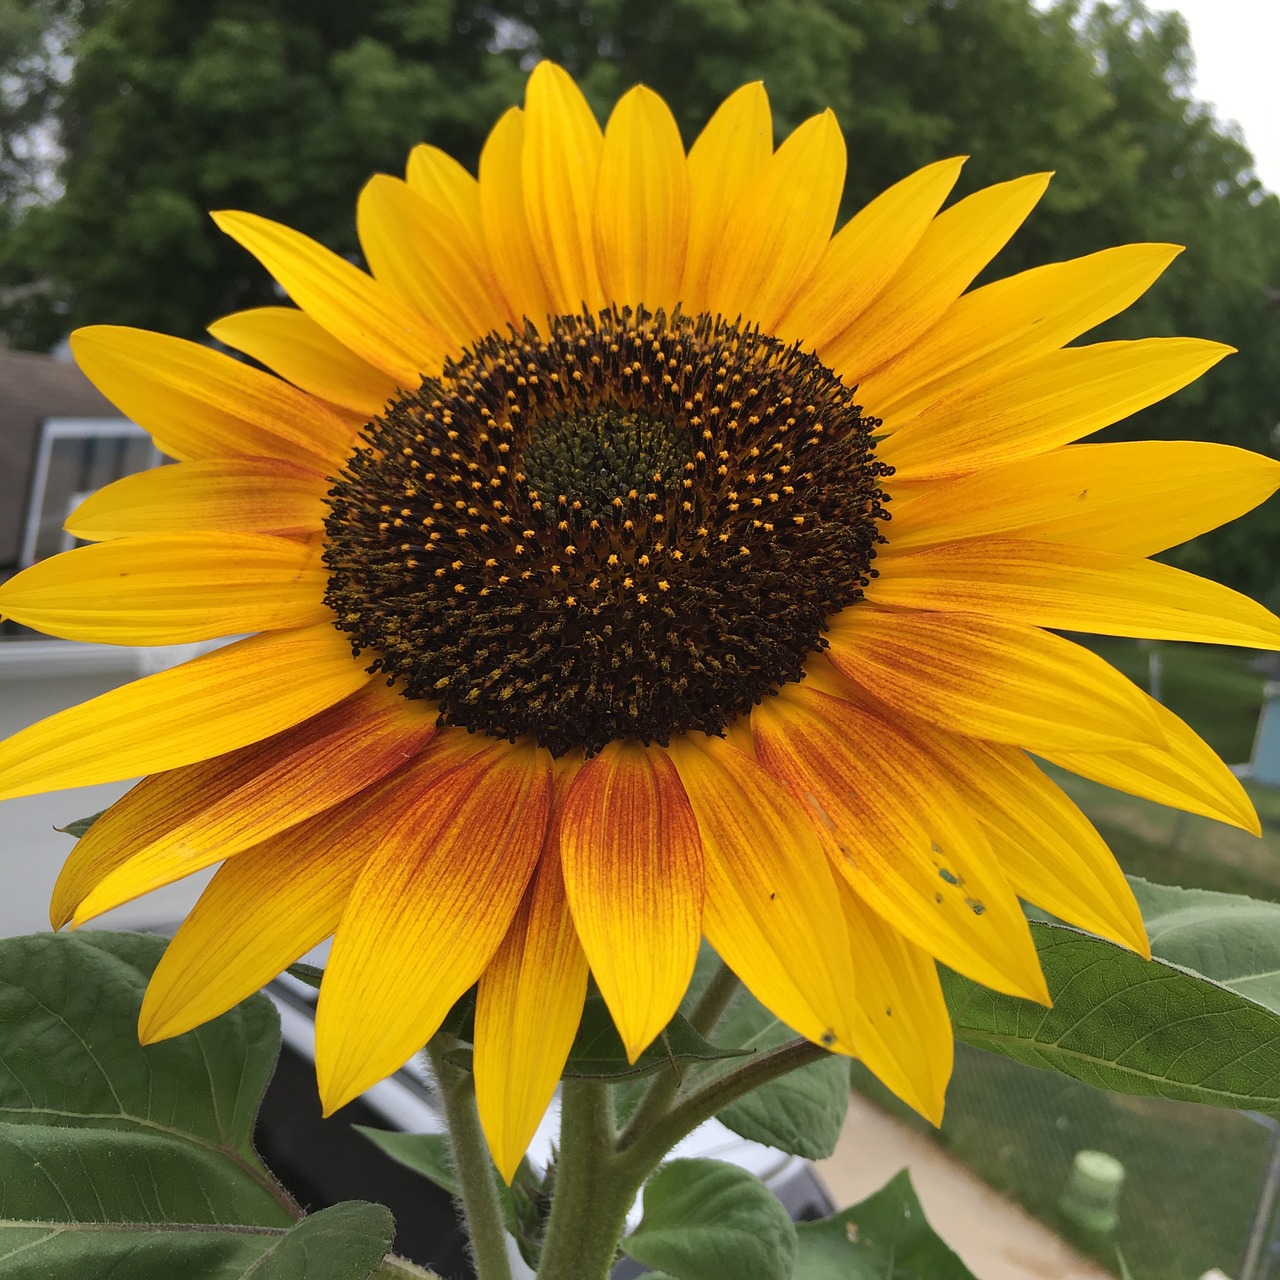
xmin=681 ymin=82 xmax=773 ymax=315
xmin=522 ymin=61 xmax=605 ymax=315
xmin=358 ymin=174 xmax=511 ymax=353
xmin=861 ymin=243 xmax=1182 ymax=419
xmin=753 ymin=685 xmax=1047 ymax=1003
xmin=824 ymin=605 xmax=1162 ymax=752
xmin=405 ymin=144 xmax=515 ymax=329
xmin=66 ymin=457 xmax=328 ymax=541
xmin=776 ymin=157 xmax=965 ymax=352
xmin=60 ymin=685 xmax=438 ymax=928
xmin=138 ymin=781 xmax=408 ymax=1042
xmin=903 ymin=729 xmax=1147 ymax=954
xmin=212 ymin=209 xmax=445 ymax=384
xmin=838 ymin=883 xmax=953 ymax=1124
xmin=666 ymin=733 xmax=858 ymax=1053
xmin=0 ymin=623 xmax=370 ymax=801
xmin=1045 ymin=693 xmax=1260 ymax=835
xmin=822 ymin=173 xmax=1051 ymax=385
xmin=406 ymin=144 xmax=479 ymax=221
xmin=316 ymin=740 xmax=553 ymax=1113
xmin=885 ymin=441 xmax=1280 ymax=556
xmin=479 ymin=108 xmax=554 ymax=328
xmin=0 ymin=533 xmax=330 ymax=644
xmin=475 ymin=824 xmax=589 ymax=1184
xmin=594 ymin=86 xmax=690 ymax=315
xmin=871 ymin=538 xmax=1280 ymax=649
xmin=879 ymin=338 xmax=1232 ymax=481
xmin=559 ymin=741 xmax=703 ymax=1062
xmin=706 ymin=110 xmax=846 ymax=331
xmin=70 ymin=325 xmax=353 ymax=470
xmin=208 ymin=307 xmax=400 ymax=417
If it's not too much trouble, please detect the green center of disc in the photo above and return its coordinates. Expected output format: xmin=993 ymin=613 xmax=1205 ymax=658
xmin=519 ymin=406 xmax=691 ymax=521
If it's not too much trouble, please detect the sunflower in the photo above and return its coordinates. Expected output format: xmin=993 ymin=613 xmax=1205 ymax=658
xmin=2 ymin=62 xmax=1278 ymax=1183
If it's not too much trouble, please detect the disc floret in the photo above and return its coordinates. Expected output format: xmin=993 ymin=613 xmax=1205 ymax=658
xmin=324 ymin=308 xmax=890 ymax=755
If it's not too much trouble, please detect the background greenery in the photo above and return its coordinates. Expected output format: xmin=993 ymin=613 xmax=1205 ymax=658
xmin=3 ymin=0 xmax=1280 ymax=597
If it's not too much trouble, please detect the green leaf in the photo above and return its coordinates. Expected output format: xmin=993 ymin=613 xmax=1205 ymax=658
xmin=622 ymin=1158 xmax=797 ymax=1280
xmin=0 ymin=931 xmax=407 ymax=1278
xmin=54 ymin=808 xmax=106 ymax=839
xmin=286 ymin=960 xmax=325 ymax=990
xmin=355 ymin=1129 xmax=458 ymax=1198
xmin=793 ymin=1170 xmax=976 ymax=1279
xmin=945 ymin=921 xmax=1280 ymax=1112
xmin=250 ymin=1202 xmax=395 ymax=1279
xmin=562 ymin=994 xmax=749 ymax=1081
xmin=1131 ymin=876 xmax=1280 ymax=1013
xmin=0 ymin=1202 xmax=396 ymax=1280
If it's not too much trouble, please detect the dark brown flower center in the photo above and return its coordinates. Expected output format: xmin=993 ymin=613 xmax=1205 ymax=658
xmin=323 ymin=308 xmax=890 ymax=756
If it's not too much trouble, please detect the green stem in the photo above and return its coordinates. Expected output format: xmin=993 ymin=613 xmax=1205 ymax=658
xmin=618 ymin=1038 xmax=828 ymax=1175
xmin=617 ymin=960 xmax=742 ymax=1149
xmin=426 ymin=1042 xmax=514 ymax=1280
xmin=536 ymin=1080 xmax=635 ymax=1280
xmin=687 ymin=961 xmax=742 ymax=1038
xmin=375 ymin=1255 xmax=442 ymax=1278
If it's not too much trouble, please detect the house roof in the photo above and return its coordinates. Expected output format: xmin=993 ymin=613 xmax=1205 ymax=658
xmin=0 ymin=347 xmax=118 ymax=568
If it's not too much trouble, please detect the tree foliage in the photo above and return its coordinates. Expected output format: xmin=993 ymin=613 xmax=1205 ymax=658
xmin=3 ymin=0 xmax=1279 ymax=592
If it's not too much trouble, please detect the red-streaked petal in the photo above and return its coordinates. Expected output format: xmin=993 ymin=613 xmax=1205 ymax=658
xmin=315 ymin=740 xmax=554 ymax=1113
xmin=559 ymin=741 xmax=703 ymax=1062
xmin=0 ymin=624 xmax=371 ymax=801
xmin=55 ymin=684 xmax=438 ymax=928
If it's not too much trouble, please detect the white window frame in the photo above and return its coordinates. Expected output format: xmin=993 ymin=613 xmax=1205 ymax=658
xmin=18 ymin=416 xmax=159 ymax=568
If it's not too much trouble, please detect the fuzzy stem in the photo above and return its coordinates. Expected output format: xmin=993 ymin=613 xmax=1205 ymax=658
xmin=535 ymin=1080 xmax=635 ymax=1280
xmin=426 ymin=1042 xmax=514 ymax=1280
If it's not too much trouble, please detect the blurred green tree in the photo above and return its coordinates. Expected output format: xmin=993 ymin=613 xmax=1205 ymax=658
xmin=3 ymin=0 xmax=1279 ymax=592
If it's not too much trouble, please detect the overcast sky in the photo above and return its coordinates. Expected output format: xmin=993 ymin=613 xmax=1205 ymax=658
xmin=1157 ymin=0 xmax=1280 ymax=192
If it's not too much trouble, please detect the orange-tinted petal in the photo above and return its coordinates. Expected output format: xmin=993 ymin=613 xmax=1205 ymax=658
xmin=316 ymin=740 xmax=553 ymax=1113
xmin=56 ymin=684 xmax=437 ymax=928
xmin=0 ymin=623 xmax=370 ymax=801
xmin=824 ymin=606 xmax=1161 ymax=752
xmin=752 ymin=685 xmax=1047 ymax=1003
xmin=138 ymin=774 xmax=418 ymax=1042
xmin=928 ymin=736 xmax=1148 ymax=955
xmin=559 ymin=741 xmax=702 ymax=1061
xmin=475 ymin=779 xmax=589 ymax=1183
